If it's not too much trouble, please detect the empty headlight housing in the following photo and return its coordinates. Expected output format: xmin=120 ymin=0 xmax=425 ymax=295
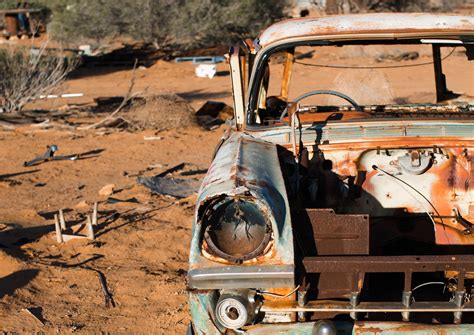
xmin=202 ymin=197 xmax=272 ymax=263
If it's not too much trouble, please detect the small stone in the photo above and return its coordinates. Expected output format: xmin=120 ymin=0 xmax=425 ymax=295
xmin=75 ymin=200 xmax=89 ymax=210
xmin=99 ymin=184 xmax=115 ymax=196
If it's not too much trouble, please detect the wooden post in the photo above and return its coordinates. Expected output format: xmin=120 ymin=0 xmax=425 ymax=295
xmin=86 ymin=215 xmax=95 ymax=240
xmin=59 ymin=209 xmax=66 ymax=230
xmin=280 ymin=49 xmax=295 ymax=102
xmin=54 ymin=214 xmax=63 ymax=243
xmin=5 ymin=14 xmax=18 ymax=36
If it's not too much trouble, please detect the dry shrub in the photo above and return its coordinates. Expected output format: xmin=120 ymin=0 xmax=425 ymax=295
xmin=357 ymin=0 xmax=466 ymax=12
xmin=125 ymin=94 xmax=196 ymax=131
xmin=0 ymin=44 xmax=77 ymax=114
xmin=42 ymin=0 xmax=289 ymax=50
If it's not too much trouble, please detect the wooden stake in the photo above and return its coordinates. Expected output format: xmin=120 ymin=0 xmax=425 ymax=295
xmin=54 ymin=214 xmax=63 ymax=243
xmin=86 ymin=215 xmax=95 ymax=240
xmin=62 ymin=234 xmax=88 ymax=242
xmin=59 ymin=208 xmax=66 ymax=230
xmin=22 ymin=308 xmax=45 ymax=326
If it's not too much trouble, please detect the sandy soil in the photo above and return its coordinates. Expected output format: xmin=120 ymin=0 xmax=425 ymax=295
xmin=0 ymin=37 xmax=473 ymax=334
xmin=0 ymin=124 xmax=224 ymax=333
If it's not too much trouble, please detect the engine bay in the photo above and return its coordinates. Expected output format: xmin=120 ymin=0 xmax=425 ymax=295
xmin=280 ymin=141 xmax=474 ymax=322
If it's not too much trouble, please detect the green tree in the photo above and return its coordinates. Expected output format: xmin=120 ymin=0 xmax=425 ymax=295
xmin=36 ymin=0 xmax=289 ymax=49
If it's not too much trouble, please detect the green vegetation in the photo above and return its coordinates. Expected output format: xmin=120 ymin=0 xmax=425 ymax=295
xmin=27 ymin=0 xmax=288 ymax=49
xmin=2 ymin=0 xmax=467 ymax=47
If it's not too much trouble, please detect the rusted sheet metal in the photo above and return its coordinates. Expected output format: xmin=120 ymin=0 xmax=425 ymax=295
xmin=188 ymin=291 xmax=223 ymax=335
xmin=306 ymin=209 xmax=369 ymax=255
xmin=254 ymin=120 xmax=474 ymax=245
xmin=244 ymin=320 xmax=474 ymax=334
xmin=301 ymin=209 xmax=369 ymax=298
xmin=188 ymin=132 xmax=294 ymax=287
xmin=353 ymin=321 xmax=474 ymax=335
xmin=258 ymin=13 xmax=474 ymax=48
xmin=315 ymin=146 xmax=474 ymax=245
xmin=303 ymin=255 xmax=474 ymax=273
xmin=256 ymin=120 xmax=474 ymax=146
xmin=244 ymin=321 xmax=344 ymax=335
xmin=261 ymin=299 xmax=474 ymax=313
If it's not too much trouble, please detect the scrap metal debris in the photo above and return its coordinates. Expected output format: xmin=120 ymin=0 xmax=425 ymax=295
xmin=175 ymin=56 xmax=225 ymax=64
xmin=96 ymin=270 xmax=115 ymax=308
xmin=24 ymin=146 xmax=104 ymax=167
xmin=53 ymin=204 xmax=98 ymax=243
xmin=376 ymin=50 xmax=419 ymax=62
xmin=106 ymin=197 xmax=140 ymax=204
xmin=24 ymin=145 xmax=77 ymax=167
xmin=195 ymin=101 xmax=233 ymax=130
xmin=180 ymin=169 xmax=207 ymax=176
xmin=136 ymin=162 xmax=205 ymax=198
xmin=195 ymin=64 xmax=217 ymax=78
xmin=137 ymin=175 xmax=201 ymax=198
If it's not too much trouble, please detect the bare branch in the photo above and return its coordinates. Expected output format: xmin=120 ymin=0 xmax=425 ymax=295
xmin=0 ymin=42 xmax=79 ymax=114
xmin=78 ymin=59 xmax=141 ymax=130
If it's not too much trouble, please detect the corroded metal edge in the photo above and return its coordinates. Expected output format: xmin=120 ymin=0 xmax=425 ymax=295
xmin=259 ymin=13 xmax=474 ymax=48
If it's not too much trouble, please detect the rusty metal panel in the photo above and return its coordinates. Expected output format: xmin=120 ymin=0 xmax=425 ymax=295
xmin=306 ymin=209 xmax=369 ymax=255
xmin=188 ymin=291 xmax=223 ymax=335
xmin=188 ymin=132 xmax=295 ymax=288
xmin=353 ymin=322 xmax=474 ymax=335
xmin=304 ymin=255 xmax=474 ymax=273
xmin=258 ymin=14 xmax=474 ymax=48
xmin=254 ymin=121 xmax=474 ymax=246
xmin=261 ymin=300 xmax=474 ymax=313
xmin=300 ymin=209 xmax=369 ymax=298
xmin=5 ymin=15 xmax=17 ymax=36
xmin=243 ymin=320 xmax=474 ymax=334
xmin=257 ymin=121 xmax=474 ymax=145
xmin=306 ymin=209 xmax=369 ymax=297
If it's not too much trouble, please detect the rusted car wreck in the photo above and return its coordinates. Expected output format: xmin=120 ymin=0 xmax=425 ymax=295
xmin=187 ymin=13 xmax=474 ymax=334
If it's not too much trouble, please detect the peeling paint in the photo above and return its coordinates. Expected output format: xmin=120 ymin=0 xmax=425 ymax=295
xmin=259 ymin=13 xmax=474 ymax=48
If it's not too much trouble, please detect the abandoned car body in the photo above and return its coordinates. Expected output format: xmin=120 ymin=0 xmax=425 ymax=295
xmin=187 ymin=13 xmax=474 ymax=334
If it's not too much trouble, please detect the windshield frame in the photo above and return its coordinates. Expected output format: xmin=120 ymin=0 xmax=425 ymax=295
xmin=246 ymin=34 xmax=474 ymax=129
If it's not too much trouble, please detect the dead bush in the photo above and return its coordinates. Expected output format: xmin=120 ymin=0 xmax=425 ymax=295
xmin=0 ymin=44 xmax=77 ymax=114
xmin=125 ymin=94 xmax=196 ymax=131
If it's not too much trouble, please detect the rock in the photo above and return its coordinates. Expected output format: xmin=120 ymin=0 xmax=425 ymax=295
xmin=99 ymin=184 xmax=115 ymax=196
xmin=75 ymin=200 xmax=89 ymax=210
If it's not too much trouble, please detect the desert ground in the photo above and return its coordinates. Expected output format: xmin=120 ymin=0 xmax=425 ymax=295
xmin=0 ymin=40 xmax=473 ymax=334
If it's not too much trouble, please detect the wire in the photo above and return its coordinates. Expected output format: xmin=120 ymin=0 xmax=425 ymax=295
xmin=412 ymin=281 xmax=445 ymax=292
xmin=294 ymin=47 xmax=456 ymax=69
xmin=291 ymin=111 xmax=302 ymax=193
xmin=372 ymin=165 xmax=446 ymax=237
xmin=411 ymin=281 xmax=446 ymax=303
xmin=258 ymin=285 xmax=301 ymax=298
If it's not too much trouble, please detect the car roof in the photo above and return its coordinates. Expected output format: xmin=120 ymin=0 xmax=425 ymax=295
xmin=258 ymin=13 xmax=474 ymax=48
